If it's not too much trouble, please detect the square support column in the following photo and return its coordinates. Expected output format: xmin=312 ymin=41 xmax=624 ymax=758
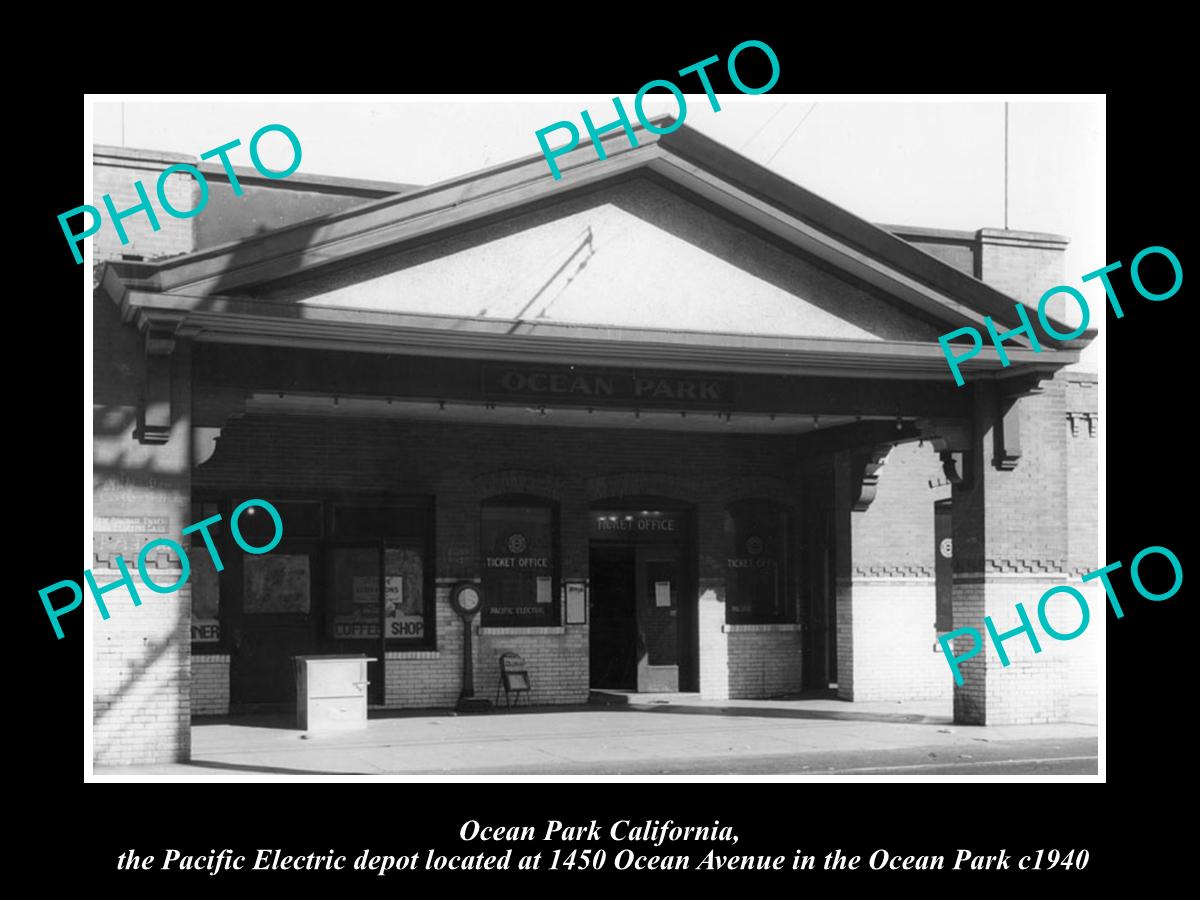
xmin=949 ymin=381 xmax=1071 ymax=724
xmin=93 ymin=296 xmax=194 ymax=765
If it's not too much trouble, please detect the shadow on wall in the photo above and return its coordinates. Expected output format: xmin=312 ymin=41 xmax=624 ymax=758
xmin=94 ymin=634 xmax=176 ymax=725
xmin=226 ymin=173 xmax=941 ymax=340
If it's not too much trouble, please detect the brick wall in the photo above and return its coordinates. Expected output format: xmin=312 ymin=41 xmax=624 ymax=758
xmin=93 ymin=572 xmax=192 ymax=765
xmin=838 ymin=441 xmax=953 ymax=703
xmin=193 ymin=409 xmax=804 ymax=707
xmin=1065 ymin=374 xmax=1099 ymax=578
xmin=91 ymin=145 xmax=411 ymax=266
xmin=976 ymin=229 xmax=1069 ymax=308
xmin=842 ymin=581 xmax=950 ymax=702
xmin=1063 ymin=373 xmax=1099 ymax=694
xmin=725 ymin=626 xmax=803 ymax=698
xmin=952 ymin=576 xmax=1071 ymax=725
xmin=1059 ymin=580 xmax=1102 ymax=697
xmin=192 ymin=654 xmax=230 ymax=716
xmin=93 ymin=295 xmax=193 ymax=766
xmin=948 ymin=380 xmax=1075 ymax=724
xmin=477 ymin=626 xmax=589 ymax=706
xmin=383 ymin=581 xmax=464 ymax=708
xmin=851 ymin=440 xmax=952 ymax=574
xmin=94 ymin=148 xmax=197 ymax=263
xmin=947 ymin=382 xmax=1068 ymax=575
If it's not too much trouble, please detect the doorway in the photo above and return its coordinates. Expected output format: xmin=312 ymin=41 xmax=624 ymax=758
xmin=588 ymin=540 xmax=689 ymax=692
xmin=229 ymin=541 xmax=321 ymax=710
xmin=589 ymin=546 xmax=637 ymax=689
xmin=802 ymin=507 xmax=837 ymax=690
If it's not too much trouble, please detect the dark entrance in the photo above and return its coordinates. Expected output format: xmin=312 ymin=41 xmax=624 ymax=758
xmin=221 ymin=497 xmax=434 ymax=711
xmin=802 ymin=505 xmax=837 ymax=690
xmin=588 ymin=546 xmax=637 ymax=689
xmin=229 ymin=540 xmax=322 ymax=710
xmin=588 ymin=503 xmax=694 ymax=692
xmin=934 ymin=499 xmax=953 ymax=632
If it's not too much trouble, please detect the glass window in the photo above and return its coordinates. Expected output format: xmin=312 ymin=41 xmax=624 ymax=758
xmin=333 ymin=505 xmax=425 ymax=540
xmin=326 ymin=545 xmax=427 ymax=641
xmin=190 ymin=500 xmax=221 ymax=644
xmin=244 ymin=554 xmax=311 ymax=614
xmin=236 ymin=500 xmax=322 ymax=540
xmin=481 ymin=498 xmax=558 ymax=627
xmin=325 ymin=500 xmax=433 ymax=646
xmin=724 ymin=500 xmax=794 ymax=624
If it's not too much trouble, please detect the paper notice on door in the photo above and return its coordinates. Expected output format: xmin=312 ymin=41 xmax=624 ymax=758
xmin=566 ymin=583 xmax=586 ymax=624
xmin=655 ymin=581 xmax=672 ymax=607
xmin=536 ymin=576 xmax=553 ymax=605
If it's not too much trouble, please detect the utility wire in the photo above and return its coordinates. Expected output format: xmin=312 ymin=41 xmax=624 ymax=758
xmin=765 ymin=103 xmax=819 ymax=166
xmin=740 ymin=103 xmax=787 ymax=150
xmin=1004 ymin=102 xmax=1009 ymax=229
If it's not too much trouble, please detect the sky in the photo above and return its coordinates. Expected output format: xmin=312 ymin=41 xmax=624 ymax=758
xmin=91 ymin=96 xmax=1104 ymax=370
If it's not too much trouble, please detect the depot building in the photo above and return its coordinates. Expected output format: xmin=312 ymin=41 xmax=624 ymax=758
xmin=91 ymin=123 xmax=1099 ymax=765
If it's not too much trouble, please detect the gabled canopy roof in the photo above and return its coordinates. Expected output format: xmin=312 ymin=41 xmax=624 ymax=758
xmin=98 ymin=118 xmax=1089 ymax=382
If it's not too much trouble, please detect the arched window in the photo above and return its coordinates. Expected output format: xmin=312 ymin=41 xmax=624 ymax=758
xmin=481 ymin=495 xmax=560 ymax=627
xmin=724 ymin=499 xmax=795 ymax=624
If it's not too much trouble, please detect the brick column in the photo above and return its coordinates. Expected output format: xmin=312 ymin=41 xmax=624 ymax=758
xmin=832 ymin=451 xmax=856 ymax=700
xmin=696 ymin=498 xmax=729 ymax=699
xmin=93 ymin=295 xmax=193 ymax=765
xmin=950 ymin=381 xmax=1071 ymax=724
xmin=697 ymin=578 xmax=729 ymax=699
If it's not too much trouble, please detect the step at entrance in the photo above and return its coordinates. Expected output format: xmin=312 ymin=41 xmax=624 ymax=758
xmin=588 ymin=689 xmax=702 ymax=706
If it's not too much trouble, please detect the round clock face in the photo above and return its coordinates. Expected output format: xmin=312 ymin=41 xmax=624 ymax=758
xmin=457 ymin=586 xmax=481 ymax=613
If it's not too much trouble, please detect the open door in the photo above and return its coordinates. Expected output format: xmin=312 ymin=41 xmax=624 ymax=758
xmin=635 ymin=545 xmax=682 ymax=692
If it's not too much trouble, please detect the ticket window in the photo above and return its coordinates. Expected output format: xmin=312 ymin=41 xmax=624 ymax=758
xmin=481 ymin=497 xmax=559 ymax=628
xmin=724 ymin=500 xmax=795 ymax=625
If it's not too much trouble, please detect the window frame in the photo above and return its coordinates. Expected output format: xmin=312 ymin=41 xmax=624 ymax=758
xmin=188 ymin=494 xmax=228 ymax=655
xmin=188 ymin=492 xmax=437 ymax=654
xmin=479 ymin=493 xmax=561 ymax=628
xmin=324 ymin=497 xmax=437 ymax=652
xmin=723 ymin=498 xmax=797 ymax=626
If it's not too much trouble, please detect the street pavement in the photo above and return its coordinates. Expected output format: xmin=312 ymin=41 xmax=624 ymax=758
xmin=94 ymin=693 xmax=1099 ymax=778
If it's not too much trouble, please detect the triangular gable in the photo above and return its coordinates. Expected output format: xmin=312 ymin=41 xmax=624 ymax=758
xmin=245 ymin=174 xmax=942 ymax=344
xmin=100 ymin=120 xmax=1090 ymax=379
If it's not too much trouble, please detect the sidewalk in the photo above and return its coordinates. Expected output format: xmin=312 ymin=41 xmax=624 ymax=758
xmin=95 ymin=693 xmax=1098 ymax=778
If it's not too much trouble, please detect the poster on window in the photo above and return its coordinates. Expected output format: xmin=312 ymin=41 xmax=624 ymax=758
xmin=190 ymin=550 xmax=221 ymax=641
xmin=330 ymin=547 xmax=425 ymax=639
xmin=244 ymin=554 xmax=310 ymax=614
